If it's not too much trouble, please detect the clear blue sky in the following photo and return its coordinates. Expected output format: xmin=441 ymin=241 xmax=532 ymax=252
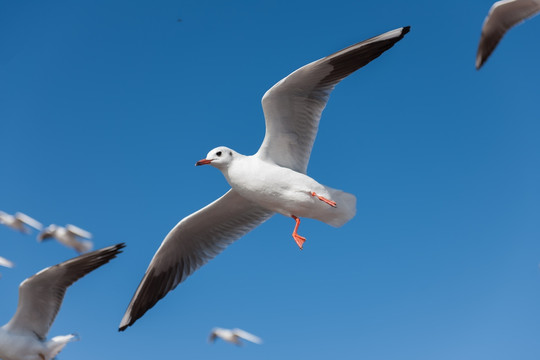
xmin=1 ymin=0 xmax=539 ymax=359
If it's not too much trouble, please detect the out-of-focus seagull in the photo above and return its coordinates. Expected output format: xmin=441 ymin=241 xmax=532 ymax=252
xmin=476 ymin=0 xmax=540 ymax=69
xmin=209 ymin=328 xmax=263 ymax=346
xmin=38 ymin=224 xmax=93 ymax=253
xmin=0 ymin=256 xmax=14 ymax=278
xmin=119 ymin=26 xmax=410 ymax=331
xmin=0 ymin=257 xmax=14 ymax=269
xmin=0 ymin=211 xmax=43 ymax=234
xmin=0 ymin=244 xmax=125 ymax=360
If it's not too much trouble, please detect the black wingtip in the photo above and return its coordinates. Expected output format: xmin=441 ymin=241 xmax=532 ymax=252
xmin=402 ymin=26 xmax=411 ymax=36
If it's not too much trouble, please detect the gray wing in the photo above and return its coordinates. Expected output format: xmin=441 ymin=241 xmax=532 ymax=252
xmin=232 ymin=328 xmax=263 ymax=344
xmin=4 ymin=244 xmax=125 ymax=339
xmin=119 ymin=190 xmax=273 ymax=331
xmin=66 ymin=224 xmax=93 ymax=239
xmin=15 ymin=212 xmax=43 ymax=231
xmin=255 ymin=26 xmax=410 ymax=173
xmin=476 ymin=0 xmax=540 ymax=69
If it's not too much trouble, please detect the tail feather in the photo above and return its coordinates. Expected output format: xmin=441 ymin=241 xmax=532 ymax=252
xmin=317 ymin=187 xmax=356 ymax=227
xmin=47 ymin=333 xmax=79 ymax=359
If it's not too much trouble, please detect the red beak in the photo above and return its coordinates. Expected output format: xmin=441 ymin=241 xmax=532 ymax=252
xmin=195 ymin=159 xmax=212 ymax=166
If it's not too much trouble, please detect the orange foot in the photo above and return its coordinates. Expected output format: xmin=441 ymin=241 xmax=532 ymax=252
xmin=291 ymin=215 xmax=306 ymax=250
xmin=311 ymin=192 xmax=337 ymax=207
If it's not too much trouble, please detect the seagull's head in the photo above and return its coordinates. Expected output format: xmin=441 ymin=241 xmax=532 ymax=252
xmin=38 ymin=224 xmax=57 ymax=241
xmin=196 ymin=147 xmax=236 ymax=170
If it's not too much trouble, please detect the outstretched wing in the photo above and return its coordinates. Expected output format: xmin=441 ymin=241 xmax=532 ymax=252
xmin=15 ymin=212 xmax=43 ymax=231
xmin=66 ymin=224 xmax=93 ymax=239
xmin=5 ymin=244 xmax=124 ymax=339
xmin=256 ymin=26 xmax=410 ymax=173
xmin=476 ymin=0 xmax=540 ymax=69
xmin=233 ymin=328 xmax=263 ymax=344
xmin=119 ymin=190 xmax=273 ymax=331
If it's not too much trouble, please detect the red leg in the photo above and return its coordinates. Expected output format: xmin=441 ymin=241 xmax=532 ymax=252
xmin=311 ymin=192 xmax=337 ymax=207
xmin=291 ymin=215 xmax=306 ymax=250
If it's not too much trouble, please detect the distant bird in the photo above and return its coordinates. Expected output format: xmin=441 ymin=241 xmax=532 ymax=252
xmin=0 ymin=256 xmax=14 ymax=278
xmin=177 ymin=18 xmax=182 ymax=22
xmin=0 ymin=243 xmax=124 ymax=360
xmin=118 ymin=26 xmax=410 ymax=331
xmin=0 ymin=257 xmax=14 ymax=269
xmin=209 ymin=328 xmax=263 ymax=346
xmin=476 ymin=0 xmax=540 ymax=69
xmin=38 ymin=224 xmax=93 ymax=253
xmin=0 ymin=211 xmax=42 ymax=234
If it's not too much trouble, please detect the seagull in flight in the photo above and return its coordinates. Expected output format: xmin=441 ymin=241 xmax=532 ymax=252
xmin=119 ymin=26 xmax=410 ymax=331
xmin=38 ymin=224 xmax=94 ymax=253
xmin=209 ymin=327 xmax=263 ymax=346
xmin=0 ymin=256 xmax=14 ymax=278
xmin=0 ymin=211 xmax=43 ymax=234
xmin=0 ymin=243 xmax=124 ymax=360
xmin=476 ymin=0 xmax=540 ymax=69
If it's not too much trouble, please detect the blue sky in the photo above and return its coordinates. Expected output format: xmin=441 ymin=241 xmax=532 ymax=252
xmin=1 ymin=0 xmax=539 ymax=359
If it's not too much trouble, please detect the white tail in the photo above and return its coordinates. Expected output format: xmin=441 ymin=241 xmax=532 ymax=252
xmin=316 ymin=186 xmax=356 ymax=227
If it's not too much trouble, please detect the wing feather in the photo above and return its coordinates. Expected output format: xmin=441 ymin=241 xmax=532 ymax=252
xmin=15 ymin=212 xmax=43 ymax=231
xmin=256 ymin=26 xmax=410 ymax=173
xmin=5 ymin=244 xmax=124 ymax=339
xmin=66 ymin=224 xmax=93 ymax=239
xmin=119 ymin=190 xmax=273 ymax=331
xmin=476 ymin=0 xmax=540 ymax=69
xmin=233 ymin=328 xmax=263 ymax=344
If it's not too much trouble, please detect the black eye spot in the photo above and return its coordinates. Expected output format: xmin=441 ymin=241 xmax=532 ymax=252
xmin=229 ymin=151 xmax=232 ymax=156
xmin=216 ymin=151 xmax=222 ymax=157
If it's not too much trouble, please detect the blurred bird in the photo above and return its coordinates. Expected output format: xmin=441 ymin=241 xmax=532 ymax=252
xmin=0 ymin=256 xmax=14 ymax=278
xmin=476 ymin=0 xmax=540 ymax=69
xmin=0 ymin=244 xmax=125 ymax=360
xmin=119 ymin=26 xmax=410 ymax=331
xmin=38 ymin=224 xmax=94 ymax=253
xmin=0 ymin=257 xmax=14 ymax=269
xmin=209 ymin=328 xmax=263 ymax=346
xmin=0 ymin=211 xmax=43 ymax=234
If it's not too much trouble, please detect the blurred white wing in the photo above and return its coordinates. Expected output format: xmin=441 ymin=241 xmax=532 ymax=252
xmin=66 ymin=224 xmax=92 ymax=239
xmin=476 ymin=0 xmax=540 ymax=69
xmin=0 ymin=256 xmax=14 ymax=268
xmin=15 ymin=212 xmax=43 ymax=231
xmin=119 ymin=190 xmax=273 ymax=331
xmin=4 ymin=244 xmax=124 ymax=340
xmin=256 ymin=26 xmax=410 ymax=173
xmin=233 ymin=328 xmax=263 ymax=344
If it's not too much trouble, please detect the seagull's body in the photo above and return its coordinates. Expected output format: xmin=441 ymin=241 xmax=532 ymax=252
xmin=0 ymin=211 xmax=42 ymax=234
xmin=38 ymin=224 xmax=93 ymax=253
xmin=0 ymin=244 xmax=124 ymax=360
xmin=476 ymin=0 xmax=540 ymax=69
xmin=216 ymin=151 xmax=355 ymax=226
xmin=209 ymin=327 xmax=263 ymax=346
xmin=119 ymin=26 xmax=410 ymax=331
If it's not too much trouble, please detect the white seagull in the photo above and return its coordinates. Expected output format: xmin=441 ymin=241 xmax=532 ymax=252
xmin=476 ymin=0 xmax=540 ymax=69
xmin=209 ymin=327 xmax=263 ymax=346
xmin=0 ymin=256 xmax=14 ymax=278
xmin=0 ymin=211 xmax=43 ymax=234
xmin=119 ymin=26 xmax=410 ymax=331
xmin=38 ymin=224 xmax=93 ymax=253
xmin=0 ymin=243 xmax=124 ymax=360
xmin=0 ymin=256 xmax=14 ymax=269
